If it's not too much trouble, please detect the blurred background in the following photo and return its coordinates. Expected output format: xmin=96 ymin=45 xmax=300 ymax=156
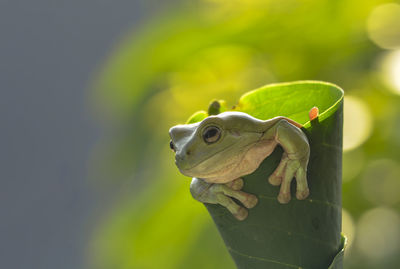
xmin=2 ymin=0 xmax=400 ymax=268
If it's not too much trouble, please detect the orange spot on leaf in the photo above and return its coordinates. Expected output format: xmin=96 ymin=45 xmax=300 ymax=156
xmin=309 ymin=107 xmax=319 ymax=121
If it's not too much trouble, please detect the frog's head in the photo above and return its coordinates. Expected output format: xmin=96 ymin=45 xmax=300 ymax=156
xmin=169 ymin=112 xmax=263 ymax=180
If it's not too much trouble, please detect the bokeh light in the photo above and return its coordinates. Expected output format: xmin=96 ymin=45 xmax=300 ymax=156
xmin=342 ymin=148 xmax=365 ymax=182
xmin=360 ymin=159 xmax=400 ymax=206
xmin=355 ymin=207 xmax=400 ymax=263
xmin=343 ymin=96 xmax=373 ymax=151
xmin=380 ymin=49 xmax=400 ymax=95
xmin=367 ymin=3 xmax=400 ymax=49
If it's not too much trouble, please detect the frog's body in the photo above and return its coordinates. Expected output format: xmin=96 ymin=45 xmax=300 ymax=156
xmin=169 ymin=111 xmax=311 ymax=220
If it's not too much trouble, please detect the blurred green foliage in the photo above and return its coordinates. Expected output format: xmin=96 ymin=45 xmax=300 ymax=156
xmin=88 ymin=0 xmax=400 ymax=268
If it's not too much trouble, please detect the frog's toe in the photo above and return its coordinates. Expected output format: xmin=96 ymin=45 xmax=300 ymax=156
xmin=295 ymin=167 xmax=309 ymax=200
xmin=244 ymin=194 xmax=258 ymax=209
xmin=234 ymin=207 xmax=248 ymax=221
xmin=269 ymin=153 xmax=289 ymax=186
xmin=226 ymin=178 xmax=244 ymax=190
xmin=237 ymin=193 xmax=258 ymax=209
xmin=268 ymin=174 xmax=282 ymax=186
xmin=216 ymin=192 xmax=249 ymax=221
xmin=296 ymin=188 xmax=309 ymax=200
xmin=278 ymin=192 xmax=291 ymax=204
xmin=221 ymin=187 xmax=258 ymax=209
xmin=278 ymin=193 xmax=290 ymax=204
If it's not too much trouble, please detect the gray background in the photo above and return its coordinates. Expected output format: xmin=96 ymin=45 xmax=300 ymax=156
xmin=0 ymin=1 xmax=166 ymax=268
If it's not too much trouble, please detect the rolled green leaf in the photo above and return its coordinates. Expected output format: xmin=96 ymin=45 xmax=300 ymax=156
xmin=190 ymin=81 xmax=344 ymax=269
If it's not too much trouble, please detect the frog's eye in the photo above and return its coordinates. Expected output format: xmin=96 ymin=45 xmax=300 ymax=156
xmin=202 ymin=126 xmax=221 ymax=144
xmin=169 ymin=140 xmax=176 ymax=152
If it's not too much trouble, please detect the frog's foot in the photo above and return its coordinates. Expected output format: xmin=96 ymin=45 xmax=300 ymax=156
xmin=190 ymin=178 xmax=258 ymax=220
xmin=213 ymin=184 xmax=258 ymax=209
xmin=216 ymin=193 xmax=248 ymax=221
xmin=212 ymin=184 xmax=258 ymax=220
xmin=225 ymin=178 xmax=244 ymax=190
xmin=268 ymin=153 xmax=309 ymax=204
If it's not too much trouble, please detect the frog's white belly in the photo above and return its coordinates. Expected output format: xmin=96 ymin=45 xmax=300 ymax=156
xmin=203 ymin=139 xmax=277 ymax=183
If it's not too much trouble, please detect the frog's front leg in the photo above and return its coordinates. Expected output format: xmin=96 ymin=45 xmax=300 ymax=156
xmin=190 ymin=178 xmax=258 ymax=220
xmin=266 ymin=120 xmax=310 ymax=204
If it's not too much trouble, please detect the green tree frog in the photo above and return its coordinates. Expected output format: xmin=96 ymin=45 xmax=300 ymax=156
xmin=169 ymin=111 xmax=311 ymax=220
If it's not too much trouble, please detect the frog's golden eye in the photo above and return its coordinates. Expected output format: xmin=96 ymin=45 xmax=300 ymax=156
xmin=202 ymin=126 xmax=221 ymax=144
xmin=169 ymin=140 xmax=176 ymax=152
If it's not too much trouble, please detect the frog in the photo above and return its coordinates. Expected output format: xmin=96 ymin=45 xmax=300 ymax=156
xmin=169 ymin=108 xmax=315 ymax=221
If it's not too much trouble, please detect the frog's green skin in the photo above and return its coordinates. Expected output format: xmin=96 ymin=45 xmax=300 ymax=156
xmin=169 ymin=112 xmax=310 ymax=221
